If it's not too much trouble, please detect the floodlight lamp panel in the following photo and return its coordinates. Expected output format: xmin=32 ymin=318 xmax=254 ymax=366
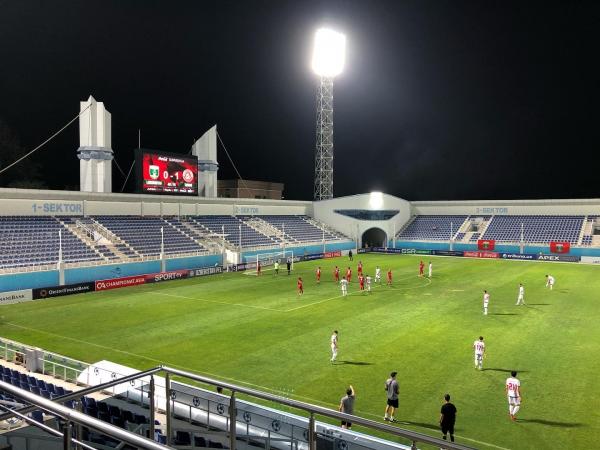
xmin=369 ymin=192 xmax=384 ymax=209
xmin=312 ymin=28 xmax=346 ymax=77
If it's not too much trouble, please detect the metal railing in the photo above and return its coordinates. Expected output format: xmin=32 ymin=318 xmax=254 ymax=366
xmin=1 ymin=365 xmax=475 ymax=450
xmin=0 ymin=378 xmax=171 ymax=450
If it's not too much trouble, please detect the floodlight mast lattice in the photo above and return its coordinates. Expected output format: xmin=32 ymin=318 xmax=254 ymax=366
xmin=312 ymin=29 xmax=346 ymax=201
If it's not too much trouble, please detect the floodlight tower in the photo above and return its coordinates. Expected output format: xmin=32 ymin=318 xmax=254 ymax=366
xmin=312 ymin=28 xmax=346 ymax=200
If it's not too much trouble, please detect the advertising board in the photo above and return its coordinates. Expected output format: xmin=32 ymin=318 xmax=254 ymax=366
xmin=581 ymin=256 xmax=600 ymax=264
xmin=536 ymin=254 xmax=580 ymax=262
xmin=32 ymin=282 xmax=95 ymax=299
xmin=324 ymin=251 xmax=342 ymax=258
xmin=464 ymin=251 xmax=499 ymax=259
xmin=95 ymin=275 xmax=147 ymax=291
xmin=500 ymin=253 xmax=537 ymax=260
xmin=0 ymin=289 xmax=33 ymax=304
xmin=188 ymin=266 xmax=223 ymax=277
xmin=145 ymin=270 xmax=189 ymax=283
xmin=433 ymin=250 xmax=464 ymax=257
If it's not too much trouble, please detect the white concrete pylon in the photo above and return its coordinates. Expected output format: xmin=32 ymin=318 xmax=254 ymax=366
xmin=77 ymin=95 xmax=113 ymax=193
xmin=191 ymin=125 xmax=219 ymax=198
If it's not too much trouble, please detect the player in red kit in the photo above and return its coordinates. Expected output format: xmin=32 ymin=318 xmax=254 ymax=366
xmin=358 ymin=274 xmax=365 ymax=291
xmin=419 ymin=260 xmax=424 ymax=277
xmin=387 ymin=269 xmax=392 ymax=285
xmin=257 ymin=261 xmax=262 ymax=276
xmin=357 ymin=261 xmax=363 ymax=276
xmin=316 ymin=267 xmax=321 ymax=283
xmin=346 ymin=267 xmax=352 ymax=283
xmin=334 ymin=266 xmax=340 ymax=282
xmin=297 ymin=277 xmax=303 ymax=296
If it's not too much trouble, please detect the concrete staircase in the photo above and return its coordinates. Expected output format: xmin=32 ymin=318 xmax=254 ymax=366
xmin=244 ymin=217 xmax=295 ymax=245
xmin=163 ymin=217 xmax=209 ymax=254
xmin=180 ymin=218 xmax=231 ymax=253
xmin=87 ymin=218 xmax=141 ymax=260
xmin=577 ymin=216 xmax=592 ymax=245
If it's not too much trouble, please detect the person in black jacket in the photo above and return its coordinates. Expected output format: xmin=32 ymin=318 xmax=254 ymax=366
xmin=440 ymin=394 xmax=457 ymax=443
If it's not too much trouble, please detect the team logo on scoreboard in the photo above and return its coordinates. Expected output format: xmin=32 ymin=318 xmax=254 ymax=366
xmin=149 ymin=165 xmax=160 ymax=179
xmin=183 ymin=169 xmax=194 ymax=183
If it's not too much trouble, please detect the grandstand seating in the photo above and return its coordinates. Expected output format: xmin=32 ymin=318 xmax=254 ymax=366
xmin=0 ymin=216 xmax=103 ymax=269
xmin=481 ymin=215 xmax=584 ymax=244
xmin=0 ymin=214 xmax=351 ymax=271
xmin=396 ymin=214 xmax=591 ymax=245
xmin=397 ymin=215 xmax=468 ymax=241
xmin=260 ymin=215 xmax=344 ymax=242
xmin=94 ymin=216 xmax=206 ymax=256
xmin=189 ymin=215 xmax=279 ymax=248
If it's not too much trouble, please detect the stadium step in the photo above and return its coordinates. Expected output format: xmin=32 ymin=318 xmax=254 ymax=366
xmin=577 ymin=216 xmax=592 ymax=245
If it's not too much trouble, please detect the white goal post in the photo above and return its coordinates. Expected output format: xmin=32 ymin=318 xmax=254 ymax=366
xmin=243 ymin=250 xmax=294 ymax=275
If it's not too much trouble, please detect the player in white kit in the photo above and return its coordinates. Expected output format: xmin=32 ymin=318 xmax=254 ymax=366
xmin=340 ymin=278 xmax=348 ymax=296
xmin=473 ymin=336 xmax=485 ymax=370
xmin=505 ymin=371 xmax=521 ymax=421
xmin=366 ymin=275 xmax=372 ymax=292
xmin=375 ymin=266 xmax=381 ymax=283
xmin=545 ymin=274 xmax=555 ymax=290
xmin=428 ymin=261 xmax=432 ymax=278
xmin=330 ymin=330 xmax=338 ymax=363
xmin=516 ymin=283 xmax=525 ymax=305
xmin=483 ymin=290 xmax=490 ymax=315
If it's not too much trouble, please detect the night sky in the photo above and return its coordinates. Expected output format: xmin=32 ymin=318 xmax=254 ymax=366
xmin=1 ymin=0 xmax=599 ymax=201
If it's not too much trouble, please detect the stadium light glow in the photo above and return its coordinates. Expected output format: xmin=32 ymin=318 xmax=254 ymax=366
xmin=312 ymin=28 xmax=346 ymax=77
xmin=369 ymin=191 xmax=384 ymax=209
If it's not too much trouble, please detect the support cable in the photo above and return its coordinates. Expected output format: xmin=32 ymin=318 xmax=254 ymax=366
xmin=0 ymin=104 xmax=91 ymax=176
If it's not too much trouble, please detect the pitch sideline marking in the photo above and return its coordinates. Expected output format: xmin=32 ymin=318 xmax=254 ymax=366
xmin=4 ymin=320 xmax=508 ymax=450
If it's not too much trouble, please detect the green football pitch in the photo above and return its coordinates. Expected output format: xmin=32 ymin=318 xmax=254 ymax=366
xmin=1 ymin=254 xmax=599 ymax=450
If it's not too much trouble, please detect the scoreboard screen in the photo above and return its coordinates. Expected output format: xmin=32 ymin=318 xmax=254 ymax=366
xmin=135 ymin=149 xmax=198 ymax=195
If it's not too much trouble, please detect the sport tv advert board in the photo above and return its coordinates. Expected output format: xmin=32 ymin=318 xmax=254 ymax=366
xmin=135 ymin=149 xmax=198 ymax=195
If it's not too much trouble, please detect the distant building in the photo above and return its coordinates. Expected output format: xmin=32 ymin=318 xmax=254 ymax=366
xmin=218 ymin=179 xmax=284 ymax=199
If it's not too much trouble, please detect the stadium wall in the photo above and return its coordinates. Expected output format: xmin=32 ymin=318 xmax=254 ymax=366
xmin=313 ymin=194 xmax=412 ymax=246
xmin=411 ymin=198 xmax=600 ymax=216
xmin=0 ymin=254 xmax=222 ymax=292
xmin=0 ymin=188 xmax=312 ymax=216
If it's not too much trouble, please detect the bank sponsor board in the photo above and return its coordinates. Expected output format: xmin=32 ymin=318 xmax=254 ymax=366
xmin=95 ymin=276 xmax=146 ymax=291
xmin=500 ymin=253 xmax=536 ymax=260
xmin=32 ymin=282 xmax=95 ymax=299
xmin=581 ymin=256 xmax=600 ymax=264
xmin=464 ymin=251 xmax=498 ymax=259
xmin=357 ymin=248 xmax=371 ymax=254
xmin=188 ymin=266 xmax=223 ymax=277
xmin=324 ymin=251 xmax=342 ymax=258
xmin=536 ymin=254 xmax=579 ymax=262
xmin=0 ymin=289 xmax=33 ymax=304
xmin=433 ymin=250 xmax=464 ymax=257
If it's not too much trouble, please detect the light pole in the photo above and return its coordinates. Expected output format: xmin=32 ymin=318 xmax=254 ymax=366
xmin=312 ymin=28 xmax=346 ymax=201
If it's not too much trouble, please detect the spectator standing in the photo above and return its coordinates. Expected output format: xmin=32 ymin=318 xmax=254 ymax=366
xmin=384 ymin=371 xmax=399 ymax=422
xmin=339 ymin=385 xmax=355 ymax=429
xmin=440 ymin=394 xmax=457 ymax=443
